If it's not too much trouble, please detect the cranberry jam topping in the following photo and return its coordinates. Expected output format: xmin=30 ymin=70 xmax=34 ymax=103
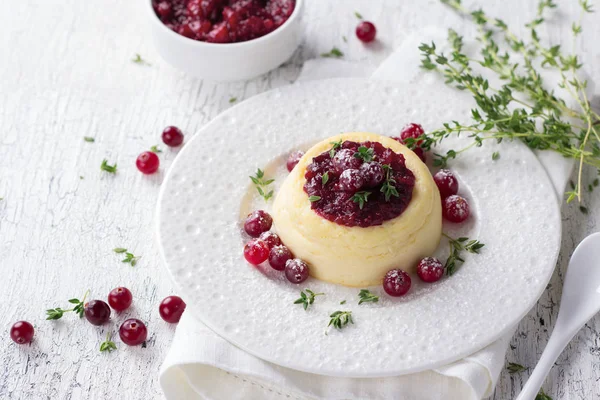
xmin=303 ymin=141 xmax=416 ymax=228
xmin=153 ymin=0 xmax=295 ymax=43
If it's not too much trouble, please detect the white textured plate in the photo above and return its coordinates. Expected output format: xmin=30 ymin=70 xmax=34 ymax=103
xmin=156 ymin=79 xmax=561 ymax=377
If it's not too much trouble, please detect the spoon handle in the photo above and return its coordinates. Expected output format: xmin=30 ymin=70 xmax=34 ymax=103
xmin=515 ymin=325 xmax=573 ymax=400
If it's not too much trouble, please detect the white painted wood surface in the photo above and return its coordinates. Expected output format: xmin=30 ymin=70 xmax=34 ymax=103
xmin=1 ymin=0 xmax=599 ymax=399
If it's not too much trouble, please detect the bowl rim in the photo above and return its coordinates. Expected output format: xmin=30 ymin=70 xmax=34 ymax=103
xmin=146 ymin=0 xmax=303 ymax=48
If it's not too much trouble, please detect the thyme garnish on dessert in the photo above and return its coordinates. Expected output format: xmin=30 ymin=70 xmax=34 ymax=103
xmin=507 ymin=362 xmax=526 ymax=374
xmin=418 ymin=0 xmax=599 ymax=202
xmin=354 ymin=146 xmax=375 ymax=162
xmin=352 ymin=191 xmax=371 ymax=209
xmin=294 ymin=289 xmax=324 ymax=310
xmin=100 ymin=332 xmax=117 ymax=353
xmin=443 ymin=234 xmax=485 ymax=276
xmin=329 ymin=140 xmax=343 ymax=158
xmin=46 ymin=290 xmax=89 ymax=320
xmin=250 ymin=168 xmax=275 ymax=202
xmin=327 ymin=311 xmax=353 ymax=331
xmin=380 ymin=164 xmax=399 ymax=201
xmin=358 ymin=289 xmax=379 ymax=304
xmin=322 ymin=171 xmax=330 ymax=186
xmin=309 ymin=195 xmax=322 ymax=202
xmin=100 ymin=159 xmax=117 ymax=174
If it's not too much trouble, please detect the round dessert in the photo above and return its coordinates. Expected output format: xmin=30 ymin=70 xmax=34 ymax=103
xmin=272 ymin=132 xmax=442 ymax=287
xmin=153 ymin=0 xmax=296 ymax=43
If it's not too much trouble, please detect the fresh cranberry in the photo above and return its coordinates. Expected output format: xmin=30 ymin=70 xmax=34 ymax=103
xmin=338 ymin=169 xmax=365 ymax=192
xmin=162 ymin=126 xmax=184 ymax=147
xmin=360 ymin=162 xmax=385 ymax=188
xmin=285 ymin=258 xmax=309 ymax=283
xmin=10 ymin=321 xmax=34 ymax=344
xmin=413 ymin=147 xmax=426 ymax=163
xmin=108 ymin=287 xmax=133 ymax=312
xmin=84 ymin=300 xmax=111 ymax=326
xmin=159 ymin=296 xmax=187 ymax=323
xmin=433 ymin=169 xmax=459 ymax=199
xmin=383 ymin=269 xmax=412 ymax=296
xmin=416 ymin=257 xmax=444 ymax=283
xmin=207 ymin=21 xmax=231 ymax=43
xmin=244 ymin=239 xmax=269 ymax=265
xmin=356 ymin=21 xmax=377 ymax=43
xmin=136 ymin=151 xmax=160 ymax=174
xmin=119 ymin=319 xmax=148 ymax=346
xmin=243 ymin=210 xmax=273 ymax=237
xmin=269 ymin=245 xmax=293 ymax=271
xmin=332 ymin=148 xmax=362 ymax=173
xmin=443 ymin=195 xmax=470 ymax=223
xmin=178 ymin=23 xmax=196 ymax=38
xmin=400 ymin=123 xmax=425 ymax=143
xmin=258 ymin=231 xmax=281 ymax=249
xmin=156 ymin=1 xmax=173 ymax=18
xmin=286 ymin=151 xmax=304 ymax=172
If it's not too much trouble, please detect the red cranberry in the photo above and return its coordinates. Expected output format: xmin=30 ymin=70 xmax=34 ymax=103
xmin=10 ymin=321 xmax=34 ymax=344
xmin=159 ymin=296 xmax=187 ymax=323
xmin=187 ymin=0 xmax=204 ymax=18
xmin=162 ymin=126 xmax=184 ymax=147
xmin=383 ymin=269 xmax=412 ymax=296
xmin=119 ymin=319 xmax=148 ymax=346
xmin=286 ymin=151 xmax=304 ymax=172
xmin=269 ymin=245 xmax=293 ymax=271
xmin=258 ymin=231 xmax=281 ymax=249
xmin=156 ymin=1 xmax=173 ymax=18
xmin=136 ymin=151 xmax=160 ymax=174
xmin=285 ymin=258 xmax=310 ymax=284
xmin=244 ymin=239 xmax=269 ymax=265
xmin=84 ymin=300 xmax=111 ymax=326
xmin=108 ymin=287 xmax=133 ymax=312
xmin=338 ymin=169 xmax=365 ymax=192
xmin=207 ymin=21 xmax=231 ymax=43
xmin=416 ymin=257 xmax=444 ymax=283
xmin=443 ymin=195 xmax=471 ymax=223
xmin=433 ymin=169 xmax=459 ymax=199
xmin=332 ymin=149 xmax=362 ymax=173
xmin=189 ymin=20 xmax=212 ymax=37
xmin=243 ymin=210 xmax=273 ymax=237
xmin=400 ymin=123 xmax=425 ymax=143
xmin=413 ymin=147 xmax=426 ymax=163
xmin=356 ymin=21 xmax=377 ymax=43
xmin=360 ymin=162 xmax=385 ymax=188
xmin=178 ymin=23 xmax=196 ymax=38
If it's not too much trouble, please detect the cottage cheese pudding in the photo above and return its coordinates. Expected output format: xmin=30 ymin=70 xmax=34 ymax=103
xmin=272 ymin=132 xmax=442 ymax=287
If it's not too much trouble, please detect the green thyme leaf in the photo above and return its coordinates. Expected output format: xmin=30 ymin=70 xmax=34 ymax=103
xmin=327 ymin=311 xmax=353 ymax=331
xmin=352 ymin=191 xmax=371 ymax=210
xmin=294 ymin=289 xmax=324 ymax=310
xmin=150 ymin=145 xmax=162 ymax=153
xmin=492 ymin=151 xmax=500 ymax=160
xmin=354 ymin=11 xmax=363 ymax=19
xmin=229 ymin=97 xmax=237 ymax=103
xmin=309 ymin=195 xmax=321 ymax=202
xmin=113 ymin=248 xmax=127 ymax=253
xmin=358 ymin=289 xmax=379 ymax=304
xmin=322 ymin=172 xmax=329 ymax=186
xmin=83 ymin=137 xmax=95 ymax=143
xmin=250 ymin=169 xmax=275 ymax=202
xmin=507 ymin=362 xmax=526 ymax=374
xmin=100 ymin=332 xmax=117 ymax=353
xmin=132 ymin=53 xmax=151 ymax=65
xmin=100 ymin=159 xmax=117 ymax=174
xmin=321 ymin=47 xmax=344 ymax=58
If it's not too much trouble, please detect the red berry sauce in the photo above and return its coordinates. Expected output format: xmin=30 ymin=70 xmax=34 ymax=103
xmin=153 ymin=0 xmax=296 ymax=43
xmin=304 ymin=141 xmax=415 ymax=227
xmin=443 ymin=195 xmax=470 ymax=223
xmin=416 ymin=257 xmax=444 ymax=283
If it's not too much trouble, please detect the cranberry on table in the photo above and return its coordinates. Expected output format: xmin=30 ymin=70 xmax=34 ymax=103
xmin=136 ymin=151 xmax=160 ymax=174
xmin=268 ymin=245 xmax=293 ymax=271
xmin=285 ymin=258 xmax=309 ymax=284
xmin=244 ymin=239 xmax=270 ymax=265
xmin=332 ymin=148 xmax=362 ymax=173
xmin=443 ymin=195 xmax=470 ymax=223
xmin=416 ymin=257 xmax=444 ymax=283
xmin=258 ymin=231 xmax=281 ymax=249
xmin=243 ymin=210 xmax=273 ymax=237
xmin=159 ymin=296 xmax=187 ymax=323
xmin=286 ymin=151 xmax=304 ymax=172
xmin=84 ymin=300 xmax=111 ymax=326
xmin=119 ymin=319 xmax=148 ymax=346
xmin=400 ymin=123 xmax=425 ymax=142
xmin=162 ymin=126 xmax=184 ymax=147
xmin=433 ymin=169 xmax=459 ymax=199
xmin=412 ymin=147 xmax=426 ymax=163
xmin=383 ymin=269 xmax=412 ymax=297
xmin=360 ymin=162 xmax=385 ymax=188
xmin=108 ymin=287 xmax=133 ymax=312
xmin=356 ymin=21 xmax=377 ymax=43
xmin=338 ymin=169 xmax=365 ymax=192
xmin=10 ymin=321 xmax=34 ymax=345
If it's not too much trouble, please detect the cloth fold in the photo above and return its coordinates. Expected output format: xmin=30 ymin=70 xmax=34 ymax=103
xmin=160 ymin=27 xmax=580 ymax=400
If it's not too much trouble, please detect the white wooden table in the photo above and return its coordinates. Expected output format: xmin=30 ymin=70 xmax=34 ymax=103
xmin=1 ymin=1 xmax=599 ymax=399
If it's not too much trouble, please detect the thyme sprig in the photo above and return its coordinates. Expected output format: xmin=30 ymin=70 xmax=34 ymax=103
xmin=358 ymin=289 xmax=379 ymax=304
xmin=329 ymin=140 xmax=343 ymax=158
xmin=380 ymin=164 xmax=399 ymax=201
xmin=507 ymin=362 xmax=527 ymax=374
xmin=327 ymin=311 xmax=353 ymax=331
xmin=46 ymin=290 xmax=90 ymax=320
xmin=294 ymin=289 xmax=324 ymax=310
xmin=114 ymin=247 xmax=140 ymax=266
xmin=443 ymin=234 xmax=485 ymax=276
xmin=420 ymin=0 xmax=600 ymax=202
xmin=250 ymin=168 xmax=275 ymax=202
xmin=100 ymin=332 xmax=117 ymax=353
xmin=100 ymin=159 xmax=117 ymax=174
xmin=354 ymin=146 xmax=375 ymax=162
xmin=352 ymin=191 xmax=371 ymax=209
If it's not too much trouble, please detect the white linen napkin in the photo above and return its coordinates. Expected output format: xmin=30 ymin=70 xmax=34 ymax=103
xmin=160 ymin=28 xmax=583 ymax=400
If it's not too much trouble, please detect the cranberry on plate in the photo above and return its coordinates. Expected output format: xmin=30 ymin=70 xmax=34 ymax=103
xmin=162 ymin=126 xmax=184 ymax=147
xmin=159 ymin=296 xmax=187 ymax=323
xmin=258 ymin=231 xmax=281 ymax=249
xmin=416 ymin=257 xmax=444 ymax=283
xmin=400 ymin=123 xmax=425 ymax=142
xmin=383 ymin=269 xmax=411 ymax=296
xmin=443 ymin=195 xmax=470 ymax=223
xmin=244 ymin=239 xmax=270 ymax=265
xmin=356 ymin=21 xmax=377 ymax=43
xmin=84 ymin=300 xmax=111 ymax=326
xmin=244 ymin=210 xmax=273 ymax=237
xmin=108 ymin=287 xmax=133 ymax=311
xmin=136 ymin=151 xmax=160 ymax=174
xmin=285 ymin=258 xmax=309 ymax=284
xmin=10 ymin=321 xmax=34 ymax=344
xmin=286 ymin=151 xmax=304 ymax=172
xmin=433 ymin=169 xmax=459 ymax=199
xmin=119 ymin=319 xmax=148 ymax=346
xmin=268 ymin=245 xmax=293 ymax=271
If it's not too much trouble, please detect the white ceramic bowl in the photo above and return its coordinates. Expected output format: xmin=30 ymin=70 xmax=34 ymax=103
xmin=146 ymin=0 xmax=303 ymax=81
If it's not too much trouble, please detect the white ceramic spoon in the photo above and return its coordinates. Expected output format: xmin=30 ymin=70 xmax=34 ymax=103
xmin=516 ymin=232 xmax=600 ymax=400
